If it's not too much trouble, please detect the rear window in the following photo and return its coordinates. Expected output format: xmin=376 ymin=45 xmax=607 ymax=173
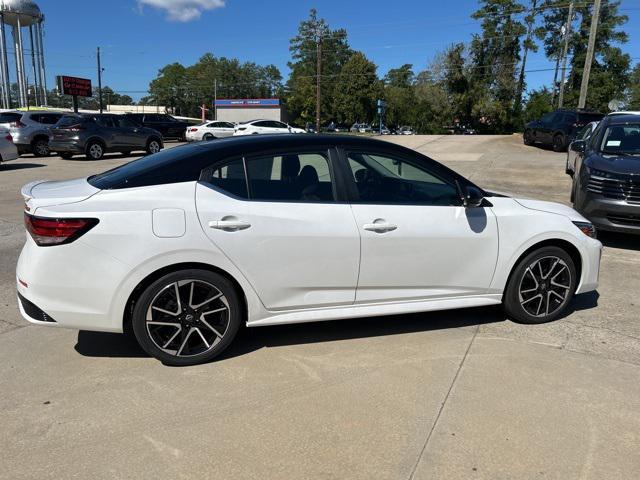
xmin=88 ymin=145 xmax=208 ymax=189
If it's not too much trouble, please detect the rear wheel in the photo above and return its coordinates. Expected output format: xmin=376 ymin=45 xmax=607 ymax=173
xmin=146 ymin=138 xmax=162 ymax=155
xmin=131 ymin=269 xmax=242 ymax=366
xmin=552 ymin=134 xmax=566 ymax=152
xmin=31 ymin=138 xmax=50 ymax=157
xmin=504 ymin=246 xmax=577 ymax=324
xmin=203 ymin=133 xmax=214 ymax=141
xmin=85 ymin=141 xmax=105 ymax=160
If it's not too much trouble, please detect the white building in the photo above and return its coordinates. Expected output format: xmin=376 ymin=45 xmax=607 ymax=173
xmin=214 ymin=99 xmax=283 ymax=124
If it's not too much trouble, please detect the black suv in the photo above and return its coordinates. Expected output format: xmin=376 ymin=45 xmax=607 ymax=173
xmin=569 ymin=113 xmax=640 ymax=234
xmin=524 ymin=109 xmax=604 ymax=152
xmin=124 ymin=113 xmax=188 ymax=141
xmin=49 ymin=114 xmax=163 ymax=160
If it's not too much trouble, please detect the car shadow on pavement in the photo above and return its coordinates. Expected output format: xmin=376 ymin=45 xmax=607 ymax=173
xmin=0 ymin=162 xmax=45 ymax=170
xmin=74 ymin=306 xmax=506 ymax=361
xmin=598 ymin=231 xmax=640 ymax=252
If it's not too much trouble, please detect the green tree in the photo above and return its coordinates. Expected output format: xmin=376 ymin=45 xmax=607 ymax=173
xmin=383 ymin=64 xmax=415 ymax=127
xmin=332 ymin=52 xmax=380 ymax=125
xmin=469 ymin=0 xmax=527 ymax=132
xmin=523 ymin=87 xmax=554 ymax=122
xmin=286 ymin=9 xmax=352 ymax=125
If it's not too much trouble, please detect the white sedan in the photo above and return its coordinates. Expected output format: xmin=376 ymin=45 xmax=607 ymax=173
xmin=185 ymin=121 xmax=235 ymax=141
xmin=0 ymin=127 xmax=18 ymax=165
xmin=17 ymin=135 xmax=602 ymax=366
xmin=233 ymin=119 xmax=305 ymax=136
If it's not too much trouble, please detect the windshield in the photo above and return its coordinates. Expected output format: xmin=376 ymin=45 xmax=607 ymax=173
xmin=600 ymin=124 xmax=640 ymax=155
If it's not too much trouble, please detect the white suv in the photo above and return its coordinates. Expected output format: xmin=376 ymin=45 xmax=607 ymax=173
xmin=0 ymin=111 xmax=64 ymax=157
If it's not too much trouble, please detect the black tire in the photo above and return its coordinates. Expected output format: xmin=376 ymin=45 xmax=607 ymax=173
xmin=131 ymin=269 xmax=242 ymax=366
xmin=523 ymin=130 xmax=534 ymax=146
xmin=31 ymin=138 xmax=50 ymax=157
xmin=203 ymin=133 xmax=215 ymax=141
xmin=504 ymin=246 xmax=577 ymax=324
xmin=552 ymin=134 xmax=566 ymax=152
xmin=146 ymin=138 xmax=162 ymax=155
xmin=85 ymin=141 xmax=105 ymax=160
xmin=59 ymin=152 xmax=74 ymax=160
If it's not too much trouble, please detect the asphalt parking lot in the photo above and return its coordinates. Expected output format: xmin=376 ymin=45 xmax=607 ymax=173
xmin=1 ymin=136 xmax=639 ymax=480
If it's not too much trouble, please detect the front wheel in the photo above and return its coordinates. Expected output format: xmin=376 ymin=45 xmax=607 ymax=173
xmin=552 ymin=134 xmax=566 ymax=152
xmin=503 ymin=246 xmax=577 ymax=324
xmin=131 ymin=269 xmax=242 ymax=366
xmin=146 ymin=138 xmax=162 ymax=155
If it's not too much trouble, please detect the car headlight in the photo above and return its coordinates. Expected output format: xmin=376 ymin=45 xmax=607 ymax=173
xmin=585 ymin=167 xmax=618 ymax=179
xmin=573 ymin=221 xmax=597 ymax=238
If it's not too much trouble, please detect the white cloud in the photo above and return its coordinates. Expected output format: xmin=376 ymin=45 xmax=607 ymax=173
xmin=138 ymin=0 xmax=225 ymax=22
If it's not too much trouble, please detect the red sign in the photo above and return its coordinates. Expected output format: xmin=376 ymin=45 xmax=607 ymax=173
xmin=56 ymin=75 xmax=93 ymax=97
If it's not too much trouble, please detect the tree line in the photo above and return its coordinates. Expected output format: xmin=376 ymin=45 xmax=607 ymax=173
xmin=50 ymin=1 xmax=640 ymax=133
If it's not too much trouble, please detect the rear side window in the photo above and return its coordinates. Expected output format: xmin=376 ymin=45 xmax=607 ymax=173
xmin=0 ymin=112 xmax=21 ymax=123
xmin=56 ymin=115 xmax=85 ymax=127
xmin=201 ymin=151 xmax=335 ymax=203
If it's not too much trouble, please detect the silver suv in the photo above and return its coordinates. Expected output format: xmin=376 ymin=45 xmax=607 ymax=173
xmin=0 ymin=111 xmax=64 ymax=157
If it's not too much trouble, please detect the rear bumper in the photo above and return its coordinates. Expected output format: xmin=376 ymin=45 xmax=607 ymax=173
xmin=579 ymin=192 xmax=640 ymax=234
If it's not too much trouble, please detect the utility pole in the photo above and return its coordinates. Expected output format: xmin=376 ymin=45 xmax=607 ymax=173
xmin=214 ymin=78 xmax=217 ymax=120
xmin=97 ymin=46 xmax=103 ymax=113
xmin=578 ymin=0 xmax=601 ymax=109
xmin=557 ymin=1 xmax=574 ymax=108
xmin=515 ymin=0 xmax=538 ymax=112
xmin=316 ymin=31 xmax=322 ymax=134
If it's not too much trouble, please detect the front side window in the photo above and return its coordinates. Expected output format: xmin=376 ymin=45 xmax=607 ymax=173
xmin=39 ymin=114 xmax=62 ymax=125
xmin=347 ymin=151 xmax=461 ymax=206
xmin=114 ymin=117 xmax=138 ymax=129
xmin=600 ymin=124 xmax=640 ymax=155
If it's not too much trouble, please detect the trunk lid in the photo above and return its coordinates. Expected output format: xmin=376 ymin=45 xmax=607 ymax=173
xmin=21 ymin=178 xmax=100 ymax=212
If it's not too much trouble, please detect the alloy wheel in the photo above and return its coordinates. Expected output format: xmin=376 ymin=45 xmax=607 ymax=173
xmin=148 ymin=140 xmax=161 ymax=154
xmin=89 ymin=143 xmax=103 ymax=159
xmin=518 ymin=256 xmax=572 ymax=318
xmin=34 ymin=141 xmax=50 ymax=156
xmin=146 ymin=279 xmax=230 ymax=358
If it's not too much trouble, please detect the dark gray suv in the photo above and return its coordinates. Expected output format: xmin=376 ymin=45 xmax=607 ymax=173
xmin=49 ymin=114 xmax=163 ymax=160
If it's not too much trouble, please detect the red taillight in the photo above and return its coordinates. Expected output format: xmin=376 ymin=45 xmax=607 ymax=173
xmin=66 ymin=124 xmax=85 ymax=132
xmin=10 ymin=120 xmax=25 ymax=128
xmin=189 ymin=128 xmax=198 ymax=132
xmin=24 ymin=213 xmax=98 ymax=246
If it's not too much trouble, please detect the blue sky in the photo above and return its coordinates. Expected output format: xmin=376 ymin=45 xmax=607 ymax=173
xmin=33 ymin=0 xmax=640 ymax=101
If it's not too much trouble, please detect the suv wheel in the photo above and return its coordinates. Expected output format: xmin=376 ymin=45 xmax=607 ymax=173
xmin=131 ymin=269 xmax=242 ymax=366
xmin=86 ymin=141 xmax=105 ymax=160
xmin=32 ymin=139 xmax=50 ymax=157
xmin=552 ymin=134 xmax=566 ymax=152
xmin=146 ymin=138 xmax=161 ymax=154
xmin=504 ymin=246 xmax=577 ymax=324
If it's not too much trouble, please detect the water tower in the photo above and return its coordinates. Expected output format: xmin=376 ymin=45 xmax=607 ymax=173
xmin=0 ymin=0 xmax=47 ymax=108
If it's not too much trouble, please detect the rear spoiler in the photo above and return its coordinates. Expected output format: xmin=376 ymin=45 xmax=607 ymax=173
xmin=20 ymin=180 xmax=47 ymax=201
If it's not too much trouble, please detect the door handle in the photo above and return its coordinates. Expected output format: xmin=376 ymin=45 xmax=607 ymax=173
xmin=363 ymin=221 xmax=397 ymax=233
xmin=209 ymin=219 xmax=251 ymax=232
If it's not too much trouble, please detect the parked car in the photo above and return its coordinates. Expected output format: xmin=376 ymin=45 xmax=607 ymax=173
xmin=350 ymin=123 xmax=373 ymax=133
xmin=371 ymin=124 xmax=391 ymax=135
xmin=398 ymin=126 xmax=415 ymax=135
xmin=324 ymin=122 xmax=349 ymax=133
xmin=17 ymin=134 xmax=601 ymax=366
xmin=186 ymin=121 xmax=235 ymax=141
xmin=233 ymin=119 xmax=305 ymax=136
xmin=49 ymin=114 xmax=163 ymax=160
xmin=0 ymin=110 xmax=64 ymax=157
xmin=124 ymin=113 xmax=188 ymax=141
xmin=566 ymin=121 xmax=599 ymax=176
xmin=569 ymin=113 xmax=640 ymax=234
xmin=0 ymin=127 xmax=18 ymax=165
xmin=524 ymin=109 xmax=604 ymax=152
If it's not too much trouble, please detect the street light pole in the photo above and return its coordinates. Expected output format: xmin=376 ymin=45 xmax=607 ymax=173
xmin=97 ymin=46 xmax=103 ymax=113
xmin=578 ymin=0 xmax=602 ymax=109
xmin=557 ymin=1 xmax=574 ymax=108
xmin=316 ymin=30 xmax=322 ymax=134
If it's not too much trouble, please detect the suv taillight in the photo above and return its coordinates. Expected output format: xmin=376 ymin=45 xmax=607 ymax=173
xmin=66 ymin=124 xmax=85 ymax=132
xmin=10 ymin=120 xmax=25 ymax=128
xmin=24 ymin=213 xmax=99 ymax=246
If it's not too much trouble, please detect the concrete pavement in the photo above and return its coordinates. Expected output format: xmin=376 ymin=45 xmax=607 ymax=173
xmin=1 ymin=136 xmax=639 ymax=479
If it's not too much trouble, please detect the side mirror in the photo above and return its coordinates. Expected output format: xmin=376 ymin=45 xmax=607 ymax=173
xmin=571 ymin=140 xmax=586 ymax=153
xmin=457 ymin=181 xmax=484 ymax=208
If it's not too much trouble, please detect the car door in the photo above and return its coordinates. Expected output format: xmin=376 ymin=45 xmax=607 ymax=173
xmin=195 ymin=147 xmax=361 ymax=310
xmin=113 ymin=116 xmax=146 ymax=148
xmin=218 ymin=122 xmax=236 ymax=137
xmin=342 ymin=148 xmax=499 ymax=303
xmin=535 ymin=112 xmax=555 ymax=144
